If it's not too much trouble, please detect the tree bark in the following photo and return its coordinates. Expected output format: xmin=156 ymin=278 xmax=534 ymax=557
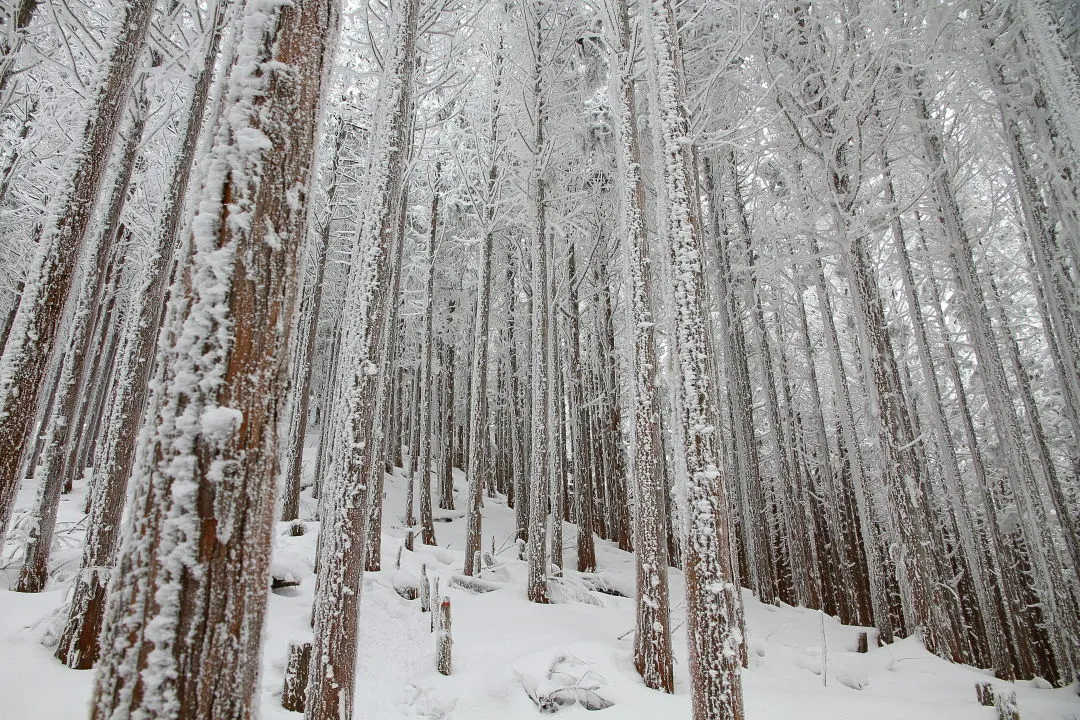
xmin=90 ymin=0 xmax=337 ymax=715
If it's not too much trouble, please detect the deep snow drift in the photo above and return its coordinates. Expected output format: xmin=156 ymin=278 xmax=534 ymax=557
xmin=1 ymin=461 xmax=1078 ymax=719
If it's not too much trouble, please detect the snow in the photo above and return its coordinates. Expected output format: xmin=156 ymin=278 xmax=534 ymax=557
xmin=200 ymin=404 xmax=244 ymax=438
xmin=1 ymin=449 xmax=1078 ymax=720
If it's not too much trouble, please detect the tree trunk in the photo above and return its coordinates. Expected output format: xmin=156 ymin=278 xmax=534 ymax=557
xmin=610 ymin=0 xmax=672 ymax=691
xmin=0 ymin=0 xmax=156 ymax=548
xmin=55 ymin=1 xmax=230 ymax=668
xmin=644 ymin=0 xmax=744 ymax=716
xmin=90 ymin=0 xmax=337 ymax=716
xmin=416 ymin=164 xmax=441 ymax=547
xmin=280 ymin=122 xmax=350 ymax=522
xmin=306 ymin=1 xmax=419 ymax=717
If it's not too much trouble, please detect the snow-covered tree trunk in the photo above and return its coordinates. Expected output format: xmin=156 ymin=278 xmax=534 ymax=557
xmin=14 ymin=73 xmax=150 ymax=593
xmin=463 ymin=41 xmax=505 ymax=573
xmin=565 ymin=239 xmax=595 ymax=573
xmin=55 ymin=1 xmax=230 ymax=668
xmin=505 ymin=261 xmax=527 ymax=541
xmin=595 ymin=266 xmax=632 ymax=551
xmin=416 ymin=163 xmax=441 ymax=547
xmin=0 ymin=0 xmax=155 ymax=548
xmin=306 ymin=0 xmax=419 ymax=716
xmin=549 ymin=310 xmax=565 ymax=572
xmin=368 ymin=187 xmax=412 ymax=569
xmin=643 ymin=0 xmax=744 ymax=716
xmin=607 ymin=0 xmax=672 ymax=693
xmin=524 ymin=0 xmax=552 ymax=605
xmin=439 ymin=300 xmax=457 ymax=510
xmin=280 ymin=121 xmax=349 ymax=522
xmin=89 ymin=0 xmax=339 ymax=716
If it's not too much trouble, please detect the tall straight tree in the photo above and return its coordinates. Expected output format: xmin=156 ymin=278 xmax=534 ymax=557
xmin=524 ymin=0 xmax=555 ymax=605
xmin=0 ymin=0 xmax=156 ymax=547
xmin=643 ymin=0 xmax=745 ymax=717
xmin=463 ymin=28 xmax=506 ymax=575
xmin=415 ymin=160 xmax=441 ymax=547
xmin=306 ymin=0 xmax=421 ymax=716
xmin=54 ymin=0 xmax=230 ymax=668
xmin=89 ymin=0 xmax=339 ymax=715
xmin=606 ymin=0 xmax=673 ymax=694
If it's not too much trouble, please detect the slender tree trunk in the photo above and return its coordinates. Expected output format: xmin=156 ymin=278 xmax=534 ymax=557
xmin=610 ymin=0 xmax=672 ymax=690
xmin=416 ymin=164 xmax=441 ymax=547
xmin=463 ymin=48 xmax=504 ymax=572
xmin=644 ymin=0 xmax=744 ymax=715
xmin=0 ymin=0 xmax=156 ymax=548
xmin=439 ymin=300 xmax=457 ymax=510
xmin=306 ymin=2 xmax=419 ymax=717
xmin=280 ymin=123 xmax=349 ymax=522
xmin=566 ymin=238 xmax=595 ymax=573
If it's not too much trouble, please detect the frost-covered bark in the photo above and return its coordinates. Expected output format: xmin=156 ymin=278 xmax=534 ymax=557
xmin=607 ymin=0 xmax=672 ymax=693
xmin=523 ymin=0 xmax=553 ymax=605
xmin=15 ymin=75 xmax=150 ymax=594
xmin=306 ymin=0 xmax=419 ymax=716
xmin=89 ymin=0 xmax=339 ymax=715
xmin=56 ymin=2 xmax=230 ymax=668
xmin=643 ymin=0 xmax=744 ymax=716
xmin=280 ymin=122 xmax=349 ymax=522
xmin=0 ymin=0 xmax=155 ymax=549
xmin=416 ymin=163 xmax=441 ymax=548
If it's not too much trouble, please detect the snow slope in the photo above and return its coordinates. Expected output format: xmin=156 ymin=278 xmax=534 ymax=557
xmin=1 ymin=462 xmax=1078 ymax=719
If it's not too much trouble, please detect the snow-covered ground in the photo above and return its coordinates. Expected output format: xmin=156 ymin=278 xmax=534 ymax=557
xmin=2 ymin=458 xmax=1078 ymax=719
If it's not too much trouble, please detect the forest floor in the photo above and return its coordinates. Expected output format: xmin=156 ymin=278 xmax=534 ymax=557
xmin=1 ymin=452 xmax=1079 ymax=719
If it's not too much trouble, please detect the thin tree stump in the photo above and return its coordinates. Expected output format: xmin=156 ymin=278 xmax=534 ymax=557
xmin=436 ymin=597 xmax=452 ymax=675
xmin=420 ymin=564 xmax=430 ymax=612
xmin=282 ymin=641 xmax=312 ymax=712
xmin=976 ymin=681 xmax=994 ymax=707
xmin=857 ymin=632 xmax=868 ymax=654
xmin=995 ymin=689 xmax=1018 ymax=720
xmin=431 ymin=578 xmax=440 ymax=632
xmin=406 ymin=529 xmax=415 ymax=552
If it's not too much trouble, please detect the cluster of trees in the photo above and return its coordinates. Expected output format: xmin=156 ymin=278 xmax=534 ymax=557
xmin=0 ymin=0 xmax=1077 ymax=718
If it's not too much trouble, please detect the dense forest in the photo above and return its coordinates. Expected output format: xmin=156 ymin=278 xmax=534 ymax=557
xmin=0 ymin=0 xmax=1078 ymax=718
